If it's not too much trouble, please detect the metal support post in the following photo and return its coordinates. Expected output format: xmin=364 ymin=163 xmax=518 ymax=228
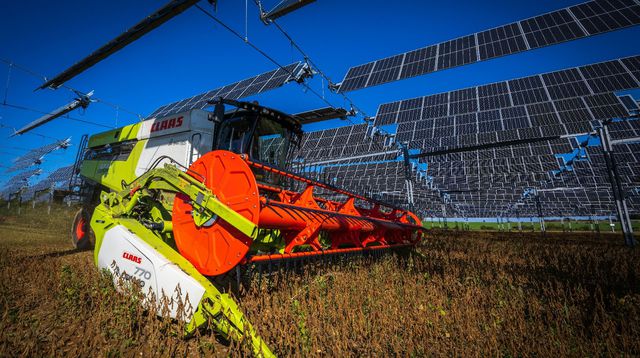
xmin=598 ymin=123 xmax=635 ymax=246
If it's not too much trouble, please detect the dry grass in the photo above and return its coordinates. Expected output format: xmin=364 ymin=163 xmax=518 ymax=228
xmin=1 ymin=204 xmax=639 ymax=356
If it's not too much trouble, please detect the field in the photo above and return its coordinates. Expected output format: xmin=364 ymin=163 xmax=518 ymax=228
xmin=1 ymin=204 xmax=639 ymax=356
xmin=428 ymin=219 xmax=640 ymax=232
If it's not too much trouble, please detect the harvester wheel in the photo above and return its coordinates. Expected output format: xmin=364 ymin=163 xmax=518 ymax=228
xmin=71 ymin=208 xmax=93 ymax=250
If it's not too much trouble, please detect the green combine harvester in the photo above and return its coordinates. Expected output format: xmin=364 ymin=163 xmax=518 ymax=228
xmin=69 ymin=99 xmax=425 ymax=356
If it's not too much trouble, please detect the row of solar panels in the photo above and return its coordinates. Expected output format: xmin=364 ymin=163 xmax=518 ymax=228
xmin=16 ymin=0 xmax=640 ymax=139
xmin=293 ymin=56 xmax=640 ymax=166
xmin=292 ymin=118 xmax=639 ymax=218
xmin=1 ymin=165 xmax=75 ymax=201
xmin=5 ymin=138 xmax=71 ymax=172
xmin=339 ymin=0 xmax=640 ymax=91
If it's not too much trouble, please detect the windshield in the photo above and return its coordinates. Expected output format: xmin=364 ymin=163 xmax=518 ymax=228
xmin=216 ymin=115 xmax=255 ymax=154
xmin=254 ymin=118 xmax=290 ymax=167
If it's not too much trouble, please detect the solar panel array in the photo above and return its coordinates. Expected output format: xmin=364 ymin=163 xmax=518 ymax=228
xmin=422 ymin=140 xmax=640 ymax=218
xmin=293 ymin=123 xmax=639 ymax=218
xmin=6 ymin=138 xmax=71 ymax=172
xmin=146 ymin=62 xmax=306 ymax=119
xmin=291 ymin=55 xmax=640 ymax=218
xmin=0 ymin=168 xmax=42 ymax=200
xmin=339 ymin=0 xmax=640 ymax=92
xmin=375 ymin=56 xmax=640 ymax=152
xmin=21 ymin=165 xmax=75 ymax=201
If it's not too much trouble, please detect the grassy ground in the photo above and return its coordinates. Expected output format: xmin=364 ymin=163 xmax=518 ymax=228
xmin=429 ymin=219 xmax=640 ymax=232
xmin=0 ymin=204 xmax=639 ymax=356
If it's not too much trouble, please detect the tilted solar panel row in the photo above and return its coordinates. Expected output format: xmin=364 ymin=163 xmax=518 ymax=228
xmin=339 ymin=0 xmax=640 ymax=92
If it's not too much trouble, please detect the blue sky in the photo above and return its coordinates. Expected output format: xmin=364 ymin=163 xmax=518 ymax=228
xmin=1 ymin=0 xmax=638 ymax=186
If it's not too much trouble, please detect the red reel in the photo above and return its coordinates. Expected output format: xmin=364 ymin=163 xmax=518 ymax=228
xmin=172 ymin=151 xmax=260 ymax=276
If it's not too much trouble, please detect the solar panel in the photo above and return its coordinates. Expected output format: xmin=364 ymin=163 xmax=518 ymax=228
xmin=146 ymin=62 xmax=307 ymax=119
xmin=47 ymin=165 xmax=75 ymax=183
xmin=294 ymin=107 xmax=350 ymax=123
xmin=373 ymin=57 xmax=640 ymax=154
xmin=261 ymin=0 xmax=316 ymax=21
xmin=583 ymin=93 xmax=630 ymax=119
xmin=1 ymin=168 xmax=42 ymax=200
xmin=580 ymin=58 xmax=640 ymax=92
xmin=399 ymin=45 xmax=438 ymax=81
xmin=6 ymin=138 xmax=71 ymax=172
xmin=366 ymin=54 xmax=405 ymax=88
xmin=297 ymin=120 xmax=637 ymax=218
xmin=478 ymin=82 xmax=512 ymax=111
xmin=37 ymin=0 xmax=200 ymax=90
xmin=618 ymin=94 xmax=639 ymax=111
xmin=339 ymin=0 xmax=640 ymax=92
xmin=542 ymin=69 xmax=592 ymax=100
xmin=620 ymin=55 xmax=640 ymax=81
xmin=376 ymin=55 xmax=639 ymax=124
xmin=477 ymin=23 xmax=528 ymax=60
xmin=437 ymin=35 xmax=478 ymax=71
xmin=519 ymin=9 xmax=586 ymax=49
xmin=13 ymin=94 xmax=92 ymax=136
xmin=570 ymin=0 xmax=640 ymax=35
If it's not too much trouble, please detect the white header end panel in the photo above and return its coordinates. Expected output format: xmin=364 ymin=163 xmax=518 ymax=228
xmin=97 ymin=225 xmax=206 ymax=321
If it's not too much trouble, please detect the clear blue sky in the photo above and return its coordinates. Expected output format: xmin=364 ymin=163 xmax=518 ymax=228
xmin=1 ymin=0 xmax=638 ymax=186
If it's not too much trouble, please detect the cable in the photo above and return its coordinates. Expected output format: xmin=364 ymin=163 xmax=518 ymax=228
xmin=0 ymin=57 xmax=47 ymax=82
xmin=266 ymin=17 xmax=369 ymax=119
xmin=200 ymin=2 xmax=365 ymax=129
xmin=0 ymin=123 xmax=63 ymax=141
xmin=195 ymin=4 xmax=341 ymax=113
xmin=0 ymin=57 xmax=144 ymax=121
xmin=0 ymin=145 xmax=32 ymax=151
xmin=1 ymin=102 xmax=114 ymax=129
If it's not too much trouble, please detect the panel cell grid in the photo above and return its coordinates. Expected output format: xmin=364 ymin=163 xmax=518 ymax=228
xmin=399 ymin=45 xmax=438 ymax=80
xmin=421 ymin=93 xmax=449 ymax=119
xmin=335 ymin=62 xmax=375 ymax=92
xmin=583 ymin=93 xmax=630 ymax=119
xmin=478 ymin=82 xmax=512 ymax=111
xmin=147 ymin=62 xmax=302 ymax=118
xmin=437 ymin=35 xmax=478 ymax=70
xmin=366 ymin=54 xmax=405 ymax=87
xmin=570 ymin=0 xmax=640 ymax=35
xmin=579 ymin=60 xmax=640 ymax=93
xmin=542 ymin=69 xmax=592 ymax=100
xmin=508 ymin=76 xmax=550 ymax=105
xmin=477 ymin=23 xmax=528 ymax=60
xmin=519 ymin=9 xmax=586 ymax=48
xmin=449 ymin=87 xmax=478 ymax=115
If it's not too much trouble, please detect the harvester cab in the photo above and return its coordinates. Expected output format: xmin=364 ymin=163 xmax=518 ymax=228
xmin=71 ymin=98 xmax=424 ymax=357
xmin=211 ymin=98 xmax=302 ymax=180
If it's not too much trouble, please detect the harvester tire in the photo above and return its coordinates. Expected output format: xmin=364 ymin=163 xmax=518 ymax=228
xmin=71 ymin=208 xmax=93 ymax=250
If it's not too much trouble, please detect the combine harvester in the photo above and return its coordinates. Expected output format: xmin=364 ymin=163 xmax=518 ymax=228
xmin=70 ymin=98 xmax=425 ymax=356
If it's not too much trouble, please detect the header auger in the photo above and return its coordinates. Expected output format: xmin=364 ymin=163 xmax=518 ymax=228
xmin=72 ymin=98 xmax=425 ymax=356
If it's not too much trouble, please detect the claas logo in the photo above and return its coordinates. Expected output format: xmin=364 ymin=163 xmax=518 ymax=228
xmin=122 ymin=252 xmax=142 ymax=264
xmin=150 ymin=116 xmax=184 ymax=133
